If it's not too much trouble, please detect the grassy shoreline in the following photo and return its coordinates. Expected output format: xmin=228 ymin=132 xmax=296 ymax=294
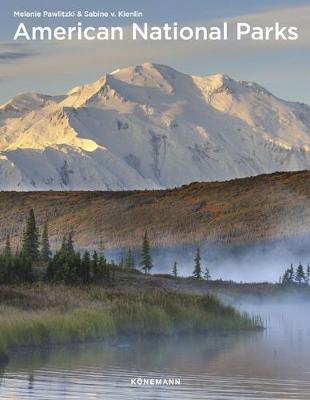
xmin=0 ymin=283 xmax=262 ymax=360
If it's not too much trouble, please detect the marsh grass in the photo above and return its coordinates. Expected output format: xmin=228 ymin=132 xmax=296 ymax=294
xmin=0 ymin=284 xmax=262 ymax=357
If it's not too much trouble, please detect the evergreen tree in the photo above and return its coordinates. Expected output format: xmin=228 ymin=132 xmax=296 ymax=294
xmin=172 ymin=261 xmax=178 ymax=278
xmin=307 ymin=264 xmax=310 ymax=285
xmin=63 ymin=261 xmax=77 ymax=284
xmin=295 ymin=263 xmax=306 ymax=284
xmin=288 ymin=264 xmax=295 ymax=281
xmin=140 ymin=231 xmax=153 ymax=274
xmin=125 ymin=248 xmax=135 ymax=269
xmin=82 ymin=251 xmax=91 ymax=284
xmin=72 ymin=252 xmax=82 ymax=282
xmin=49 ymin=236 xmax=69 ymax=282
xmin=67 ymin=231 xmax=75 ymax=257
xmin=204 ymin=266 xmax=211 ymax=281
xmin=193 ymin=243 xmax=202 ymax=279
xmin=281 ymin=268 xmax=292 ymax=285
xmin=92 ymin=250 xmax=99 ymax=279
xmin=40 ymin=222 xmax=51 ymax=262
xmin=22 ymin=209 xmax=39 ymax=261
xmin=281 ymin=264 xmax=297 ymax=285
xmin=58 ymin=236 xmax=67 ymax=257
xmin=16 ymin=252 xmax=33 ymax=283
xmin=93 ymin=254 xmax=106 ymax=282
xmin=46 ymin=259 xmax=56 ymax=282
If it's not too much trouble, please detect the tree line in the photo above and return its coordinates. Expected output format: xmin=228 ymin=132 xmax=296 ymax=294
xmin=0 ymin=209 xmax=213 ymax=285
xmin=0 ymin=209 xmax=111 ymax=284
xmin=4 ymin=209 xmax=309 ymax=287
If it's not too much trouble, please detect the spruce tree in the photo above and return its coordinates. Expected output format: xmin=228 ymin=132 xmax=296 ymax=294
xmin=172 ymin=261 xmax=178 ymax=278
xmin=55 ymin=236 xmax=68 ymax=266
xmin=92 ymin=250 xmax=99 ymax=278
xmin=281 ymin=268 xmax=292 ymax=285
xmin=51 ymin=236 xmax=69 ymax=281
xmin=288 ymin=264 xmax=294 ymax=282
xmin=67 ymin=232 xmax=75 ymax=257
xmin=22 ymin=209 xmax=39 ymax=261
xmin=204 ymin=266 xmax=211 ymax=281
xmin=63 ymin=261 xmax=77 ymax=284
xmin=40 ymin=222 xmax=51 ymax=262
xmin=295 ymin=263 xmax=306 ymax=284
xmin=73 ymin=252 xmax=82 ymax=282
xmin=193 ymin=244 xmax=202 ymax=279
xmin=46 ymin=259 xmax=56 ymax=282
xmin=96 ymin=254 xmax=107 ymax=282
xmin=18 ymin=252 xmax=33 ymax=283
xmin=307 ymin=264 xmax=310 ymax=285
xmin=82 ymin=251 xmax=91 ymax=284
xmin=125 ymin=248 xmax=135 ymax=269
xmin=140 ymin=231 xmax=153 ymax=274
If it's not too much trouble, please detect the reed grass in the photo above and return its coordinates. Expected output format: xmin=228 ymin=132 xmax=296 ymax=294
xmin=0 ymin=284 xmax=262 ymax=358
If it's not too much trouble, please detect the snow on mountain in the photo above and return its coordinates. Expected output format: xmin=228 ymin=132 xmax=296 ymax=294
xmin=0 ymin=62 xmax=309 ymax=190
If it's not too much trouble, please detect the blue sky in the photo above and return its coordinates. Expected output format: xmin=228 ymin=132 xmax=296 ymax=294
xmin=0 ymin=0 xmax=309 ymax=104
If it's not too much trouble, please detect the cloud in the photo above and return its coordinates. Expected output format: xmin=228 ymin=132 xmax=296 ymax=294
xmin=0 ymin=43 xmax=38 ymax=64
xmin=0 ymin=51 xmax=37 ymax=62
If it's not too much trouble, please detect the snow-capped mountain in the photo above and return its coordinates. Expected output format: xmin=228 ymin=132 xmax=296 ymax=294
xmin=0 ymin=63 xmax=309 ymax=190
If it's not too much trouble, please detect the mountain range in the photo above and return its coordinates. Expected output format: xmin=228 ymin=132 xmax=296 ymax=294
xmin=0 ymin=63 xmax=309 ymax=190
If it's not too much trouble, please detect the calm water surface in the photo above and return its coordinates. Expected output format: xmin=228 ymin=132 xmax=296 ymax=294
xmin=1 ymin=301 xmax=310 ymax=399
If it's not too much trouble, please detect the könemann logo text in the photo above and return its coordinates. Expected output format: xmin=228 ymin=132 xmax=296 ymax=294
xmin=130 ymin=377 xmax=181 ymax=385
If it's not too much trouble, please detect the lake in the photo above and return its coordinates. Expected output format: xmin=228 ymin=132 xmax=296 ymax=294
xmin=1 ymin=299 xmax=310 ymax=399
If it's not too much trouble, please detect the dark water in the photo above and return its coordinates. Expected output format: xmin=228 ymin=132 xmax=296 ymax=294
xmin=1 ymin=301 xmax=310 ymax=399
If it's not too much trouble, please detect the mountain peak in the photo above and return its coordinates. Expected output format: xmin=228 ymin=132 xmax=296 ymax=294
xmin=108 ymin=62 xmax=178 ymax=90
xmin=0 ymin=92 xmax=56 ymax=115
xmin=0 ymin=63 xmax=308 ymax=190
xmin=111 ymin=62 xmax=180 ymax=75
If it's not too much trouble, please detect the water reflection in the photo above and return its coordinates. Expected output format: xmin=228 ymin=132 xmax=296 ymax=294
xmin=0 ymin=301 xmax=310 ymax=399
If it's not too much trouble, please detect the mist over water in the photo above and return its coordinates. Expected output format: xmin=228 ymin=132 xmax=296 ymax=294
xmin=107 ymin=234 xmax=310 ymax=282
xmin=1 ymin=297 xmax=310 ymax=399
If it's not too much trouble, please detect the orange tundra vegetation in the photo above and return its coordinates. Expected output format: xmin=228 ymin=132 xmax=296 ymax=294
xmin=0 ymin=170 xmax=308 ymax=250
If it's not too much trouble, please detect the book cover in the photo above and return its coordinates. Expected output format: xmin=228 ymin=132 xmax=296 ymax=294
xmin=0 ymin=1 xmax=309 ymax=399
